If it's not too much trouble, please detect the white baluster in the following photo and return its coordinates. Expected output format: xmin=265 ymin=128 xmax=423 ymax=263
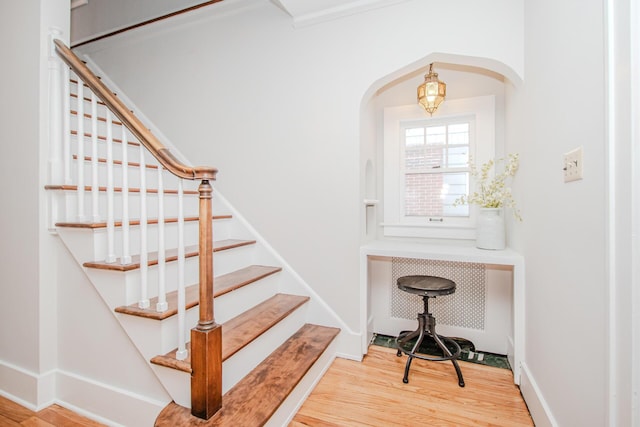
xmin=90 ymin=92 xmax=99 ymax=222
xmin=138 ymin=145 xmax=150 ymax=309
xmin=76 ymin=76 xmax=86 ymax=221
xmin=156 ymin=165 xmax=168 ymax=312
xmin=120 ymin=126 xmax=132 ymax=264
xmin=176 ymin=178 xmax=187 ymax=360
xmin=105 ymin=110 xmax=116 ymax=263
xmin=47 ymin=31 xmax=63 ymax=231
xmin=62 ymin=66 xmax=71 ymax=185
xmin=48 ymin=29 xmax=62 ymax=186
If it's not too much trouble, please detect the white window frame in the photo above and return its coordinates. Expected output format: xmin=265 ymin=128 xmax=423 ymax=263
xmin=382 ymin=95 xmax=495 ymax=240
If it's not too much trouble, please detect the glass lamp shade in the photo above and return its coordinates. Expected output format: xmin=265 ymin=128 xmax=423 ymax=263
xmin=417 ymin=66 xmax=446 ymax=115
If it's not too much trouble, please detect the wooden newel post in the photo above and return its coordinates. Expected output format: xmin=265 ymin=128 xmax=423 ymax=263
xmin=191 ymin=179 xmax=222 ymax=419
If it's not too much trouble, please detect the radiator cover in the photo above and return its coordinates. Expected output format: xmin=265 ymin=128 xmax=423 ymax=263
xmin=390 ymin=257 xmax=486 ymax=330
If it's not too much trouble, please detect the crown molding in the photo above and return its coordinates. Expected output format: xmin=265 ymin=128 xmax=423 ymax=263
xmin=271 ymin=0 xmax=410 ymax=27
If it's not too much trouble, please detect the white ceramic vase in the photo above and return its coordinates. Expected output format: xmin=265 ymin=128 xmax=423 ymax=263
xmin=476 ymin=208 xmax=506 ymax=250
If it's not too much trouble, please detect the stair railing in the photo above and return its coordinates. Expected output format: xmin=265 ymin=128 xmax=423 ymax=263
xmin=49 ymin=39 xmax=222 ymax=420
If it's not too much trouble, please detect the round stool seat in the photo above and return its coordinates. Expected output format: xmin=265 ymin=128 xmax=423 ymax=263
xmin=397 ymin=275 xmax=456 ymax=297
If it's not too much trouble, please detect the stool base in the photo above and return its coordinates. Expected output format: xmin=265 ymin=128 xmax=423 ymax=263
xmin=396 ymin=308 xmax=465 ymax=387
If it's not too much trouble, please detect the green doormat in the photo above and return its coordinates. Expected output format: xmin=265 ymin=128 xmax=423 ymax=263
xmin=371 ymin=333 xmax=511 ymax=370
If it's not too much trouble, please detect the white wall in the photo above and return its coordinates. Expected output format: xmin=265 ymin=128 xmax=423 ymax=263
xmin=0 ymin=0 xmax=69 ymax=407
xmin=0 ymin=0 xmax=41 ymax=381
xmin=76 ymin=0 xmax=524 ymax=334
xmin=507 ymin=0 xmax=608 ymax=425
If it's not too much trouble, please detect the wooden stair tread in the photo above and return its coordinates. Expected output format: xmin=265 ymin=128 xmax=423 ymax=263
xmin=150 ymin=293 xmax=309 ymax=372
xmin=154 ymin=324 xmax=340 ymax=427
xmin=44 ymin=184 xmax=199 ymax=195
xmin=83 ymin=239 xmax=256 ymax=271
xmin=55 ymin=214 xmax=232 ymax=229
xmin=116 ymin=265 xmax=282 ymax=320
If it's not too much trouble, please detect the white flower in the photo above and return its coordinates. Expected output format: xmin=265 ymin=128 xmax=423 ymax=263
xmin=454 ymin=153 xmax=522 ymax=221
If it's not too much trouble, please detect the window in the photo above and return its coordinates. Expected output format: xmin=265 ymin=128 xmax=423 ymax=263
xmin=383 ymin=95 xmax=495 ymax=239
xmin=402 ymin=119 xmax=472 ymax=220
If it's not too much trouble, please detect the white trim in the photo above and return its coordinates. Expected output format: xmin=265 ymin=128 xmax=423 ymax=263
xmin=56 ymin=369 xmax=168 ymax=427
xmin=286 ymin=0 xmax=411 ymax=28
xmin=382 ymin=95 xmax=496 ymax=239
xmin=631 ymin=0 xmax=640 ymax=422
xmin=0 ymin=359 xmax=40 ymax=409
xmin=605 ymin=0 xmax=640 ymax=424
xmin=604 ymin=0 xmax=617 ymax=421
xmin=0 ymin=363 xmax=167 ymax=426
xmin=520 ymin=362 xmax=558 ymax=427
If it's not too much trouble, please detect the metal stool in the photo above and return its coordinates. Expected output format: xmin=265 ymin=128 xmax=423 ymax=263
xmin=395 ymin=275 xmax=465 ymax=387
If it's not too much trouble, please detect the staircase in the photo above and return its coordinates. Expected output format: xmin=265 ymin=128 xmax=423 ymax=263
xmin=46 ymin=40 xmax=341 ymax=426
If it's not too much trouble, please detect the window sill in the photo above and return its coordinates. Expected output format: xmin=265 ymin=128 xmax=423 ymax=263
xmin=381 ymin=223 xmax=475 ymax=240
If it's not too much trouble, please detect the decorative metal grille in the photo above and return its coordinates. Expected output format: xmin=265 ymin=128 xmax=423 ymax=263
xmin=391 ymin=257 xmax=486 ymax=330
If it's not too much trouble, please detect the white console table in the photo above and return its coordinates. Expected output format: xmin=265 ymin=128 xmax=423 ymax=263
xmin=360 ymin=240 xmax=525 ymax=384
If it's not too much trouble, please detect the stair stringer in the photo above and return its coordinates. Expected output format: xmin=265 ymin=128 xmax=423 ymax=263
xmin=54 ymin=216 xmax=331 ymax=417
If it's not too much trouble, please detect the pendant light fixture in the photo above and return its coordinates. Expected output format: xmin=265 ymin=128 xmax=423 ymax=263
xmin=417 ymin=63 xmax=446 ymax=116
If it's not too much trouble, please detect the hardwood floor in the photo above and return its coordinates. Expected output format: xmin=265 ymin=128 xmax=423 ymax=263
xmin=291 ymin=345 xmax=534 ymax=427
xmin=0 ymin=396 xmax=104 ymax=427
xmin=0 ymin=345 xmax=533 ymax=426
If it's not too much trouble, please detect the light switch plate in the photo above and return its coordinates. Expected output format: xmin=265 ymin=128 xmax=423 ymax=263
xmin=564 ymin=147 xmax=583 ymax=183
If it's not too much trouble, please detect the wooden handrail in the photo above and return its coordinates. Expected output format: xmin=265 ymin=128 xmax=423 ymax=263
xmin=53 ymin=39 xmax=217 ymax=181
xmin=53 ymin=39 xmax=222 ymax=419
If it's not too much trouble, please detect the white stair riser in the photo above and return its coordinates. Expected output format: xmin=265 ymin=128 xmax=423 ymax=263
xmin=52 ymin=189 xmax=229 ymax=225
xmin=214 ymin=274 xmax=279 ymax=325
xmin=52 ymin=190 xmax=200 ymax=223
xmin=85 ymin=259 xmax=280 ymax=316
xmin=84 ymin=263 xmax=197 ymax=308
xmin=222 ymin=305 xmax=307 ymax=393
xmin=121 ymin=308 xmax=200 ymax=359
xmin=70 ymin=134 xmax=152 ymax=169
xmin=57 ymin=223 xmax=220 ymax=266
xmin=70 ymin=158 xmax=181 ymax=193
xmin=114 ymin=274 xmax=280 ymax=362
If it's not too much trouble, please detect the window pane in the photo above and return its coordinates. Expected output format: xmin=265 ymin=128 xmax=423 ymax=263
xmin=405 ymin=128 xmax=424 ymax=147
xmin=448 ymin=123 xmax=469 ymax=145
xmin=426 ymin=125 xmax=446 ymax=145
xmin=405 ymin=146 xmax=446 ymax=170
xmin=447 ymin=146 xmax=469 ymax=168
xmin=404 ymin=172 xmax=469 ymax=217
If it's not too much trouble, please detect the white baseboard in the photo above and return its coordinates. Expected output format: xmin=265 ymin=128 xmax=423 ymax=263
xmin=519 ymin=362 xmax=558 ymax=427
xmin=0 ymin=359 xmax=56 ymax=410
xmin=54 ymin=370 xmax=169 ymax=427
xmin=334 ymin=329 xmax=364 ymax=361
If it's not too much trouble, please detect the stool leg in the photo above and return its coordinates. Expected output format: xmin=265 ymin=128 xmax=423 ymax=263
xmin=396 ymin=328 xmax=421 ymax=357
xmin=402 ymin=314 xmax=426 ymax=384
xmin=428 ymin=315 xmax=465 ymax=387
